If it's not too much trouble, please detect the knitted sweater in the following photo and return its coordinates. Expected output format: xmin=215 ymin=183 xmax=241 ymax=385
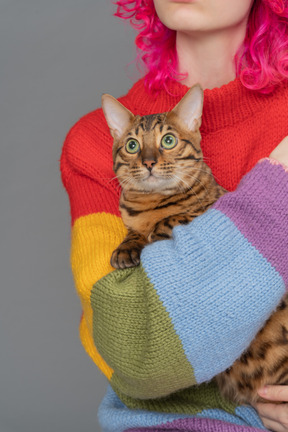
xmin=60 ymin=77 xmax=288 ymax=432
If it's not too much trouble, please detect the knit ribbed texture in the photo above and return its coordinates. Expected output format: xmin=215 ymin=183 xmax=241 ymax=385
xmin=127 ymin=417 xmax=265 ymax=432
xmin=213 ymin=158 xmax=288 ymax=284
xmin=92 ymin=264 xmax=196 ymax=399
xmin=91 ymin=159 xmax=287 ymax=403
xmin=97 ymin=386 xmax=266 ymax=432
xmin=60 ymin=77 xmax=288 ymax=432
xmin=61 ymin=77 xmax=288 ymax=220
xmin=138 ymin=160 xmax=286 ymax=385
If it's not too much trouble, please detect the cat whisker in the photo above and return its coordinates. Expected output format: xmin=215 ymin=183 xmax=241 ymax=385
xmin=100 ymin=176 xmax=119 ymax=182
xmin=172 ymin=174 xmax=192 ymax=191
xmin=179 ymin=170 xmax=211 ymax=190
xmin=197 ymin=168 xmax=222 ymax=184
xmin=118 ymin=176 xmax=136 ymax=191
xmin=113 ymin=176 xmax=127 ymax=191
xmin=172 ymin=174 xmax=203 ymax=200
xmin=185 ymin=174 xmax=209 ymax=195
xmin=118 ymin=176 xmax=133 ymax=186
xmin=164 ymin=175 xmax=185 ymax=194
xmin=172 ymin=174 xmax=208 ymax=212
xmin=201 ymin=156 xmax=211 ymax=162
xmin=183 ymin=167 xmax=222 ymax=184
xmin=107 ymin=176 xmax=120 ymax=184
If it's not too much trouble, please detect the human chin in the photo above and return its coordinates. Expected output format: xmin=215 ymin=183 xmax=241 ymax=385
xmin=154 ymin=0 xmax=203 ymax=31
xmin=154 ymin=0 xmax=253 ymax=33
xmin=170 ymin=0 xmax=197 ymax=3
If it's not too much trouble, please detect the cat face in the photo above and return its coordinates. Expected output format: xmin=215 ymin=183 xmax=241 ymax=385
xmin=102 ymin=85 xmax=204 ymax=194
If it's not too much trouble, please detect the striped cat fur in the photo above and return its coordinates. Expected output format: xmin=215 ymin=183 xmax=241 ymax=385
xmin=102 ymin=85 xmax=288 ymax=405
xmin=102 ymin=85 xmax=225 ymax=269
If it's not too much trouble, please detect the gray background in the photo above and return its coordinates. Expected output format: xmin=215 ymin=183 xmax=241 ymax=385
xmin=1 ymin=1 xmax=137 ymax=431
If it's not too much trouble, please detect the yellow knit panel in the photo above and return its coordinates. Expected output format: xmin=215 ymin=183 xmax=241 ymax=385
xmin=79 ymin=316 xmax=113 ymax=380
xmin=71 ymin=212 xmax=127 ymax=379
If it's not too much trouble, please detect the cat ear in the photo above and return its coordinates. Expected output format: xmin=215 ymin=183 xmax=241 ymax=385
xmin=171 ymin=84 xmax=204 ymax=132
xmin=102 ymin=94 xmax=134 ymax=139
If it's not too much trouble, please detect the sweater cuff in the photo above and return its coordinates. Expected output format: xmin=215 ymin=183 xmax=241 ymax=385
xmin=213 ymin=158 xmax=288 ymax=285
xmin=268 ymin=157 xmax=288 ymax=172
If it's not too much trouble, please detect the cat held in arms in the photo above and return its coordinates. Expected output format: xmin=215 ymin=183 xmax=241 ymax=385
xmin=101 ymin=85 xmax=288 ymax=406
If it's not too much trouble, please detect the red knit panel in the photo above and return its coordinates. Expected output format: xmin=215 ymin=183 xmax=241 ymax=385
xmin=60 ymin=78 xmax=288 ymax=224
xmin=202 ymin=109 xmax=286 ymax=192
xmin=60 ymin=109 xmax=121 ymax=225
xmin=66 ymin=171 xmax=121 ymax=225
xmin=63 ymin=109 xmax=115 ymax=185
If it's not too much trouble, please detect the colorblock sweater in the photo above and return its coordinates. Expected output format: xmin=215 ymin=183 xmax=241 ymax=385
xmin=60 ymin=77 xmax=288 ymax=432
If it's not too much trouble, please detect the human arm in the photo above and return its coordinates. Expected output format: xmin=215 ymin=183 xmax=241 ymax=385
xmin=92 ymin=158 xmax=288 ymax=400
xmin=60 ymin=109 xmax=126 ymax=380
xmin=61 ymin=113 xmax=288 ymax=401
xmin=250 ymin=137 xmax=288 ymax=432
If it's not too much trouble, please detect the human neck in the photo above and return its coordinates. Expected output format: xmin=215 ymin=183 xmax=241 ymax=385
xmin=176 ymin=26 xmax=247 ymax=90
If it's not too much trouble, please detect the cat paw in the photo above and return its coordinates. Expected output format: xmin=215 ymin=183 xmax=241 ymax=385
xmin=110 ymin=246 xmax=141 ymax=269
xmin=148 ymin=232 xmax=171 ymax=242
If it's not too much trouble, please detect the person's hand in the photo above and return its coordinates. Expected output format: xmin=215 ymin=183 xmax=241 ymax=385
xmin=254 ymin=386 xmax=288 ymax=431
xmin=270 ymin=136 xmax=288 ymax=167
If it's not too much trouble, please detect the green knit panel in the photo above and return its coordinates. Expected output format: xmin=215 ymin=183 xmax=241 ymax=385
xmin=114 ymin=380 xmax=237 ymax=415
xmin=91 ymin=264 xmax=196 ymax=399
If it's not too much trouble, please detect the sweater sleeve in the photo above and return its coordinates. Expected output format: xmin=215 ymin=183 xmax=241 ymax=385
xmin=61 ymin=111 xmax=288 ymax=401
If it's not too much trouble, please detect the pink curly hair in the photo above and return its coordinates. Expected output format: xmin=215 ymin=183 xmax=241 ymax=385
xmin=114 ymin=0 xmax=288 ymax=94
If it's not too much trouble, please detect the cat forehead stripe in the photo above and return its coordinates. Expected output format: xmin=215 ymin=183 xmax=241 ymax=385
xmin=135 ymin=114 xmax=166 ymax=132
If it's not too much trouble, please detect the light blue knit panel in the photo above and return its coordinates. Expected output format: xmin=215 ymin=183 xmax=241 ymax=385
xmin=98 ymin=386 xmax=195 ymax=432
xmin=98 ymin=386 xmax=267 ymax=432
xmin=197 ymin=406 xmax=266 ymax=429
xmin=235 ymin=406 xmax=267 ymax=430
xmin=140 ymin=209 xmax=285 ymax=383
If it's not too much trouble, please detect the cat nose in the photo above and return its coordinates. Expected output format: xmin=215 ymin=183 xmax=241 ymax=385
xmin=143 ymin=159 xmax=157 ymax=171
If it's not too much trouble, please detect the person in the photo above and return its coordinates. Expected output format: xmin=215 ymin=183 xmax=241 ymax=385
xmin=60 ymin=0 xmax=288 ymax=431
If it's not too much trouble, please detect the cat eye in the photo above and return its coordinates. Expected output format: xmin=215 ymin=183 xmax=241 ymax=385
xmin=161 ymin=134 xmax=177 ymax=150
xmin=126 ymin=139 xmax=140 ymax=154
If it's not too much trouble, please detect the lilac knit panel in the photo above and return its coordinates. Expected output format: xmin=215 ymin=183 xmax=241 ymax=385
xmin=126 ymin=417 xmax=265 ymax=432
xmin=213 ymin=159 xmax=288 ymax=284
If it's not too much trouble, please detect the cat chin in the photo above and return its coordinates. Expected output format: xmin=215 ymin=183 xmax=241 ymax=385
xmin=132 ymin=177 xmax=181 ymax=194
xmin=144 ymin=175 xmax=160 ymax=184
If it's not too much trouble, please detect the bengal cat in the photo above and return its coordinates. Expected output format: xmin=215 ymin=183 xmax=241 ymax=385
xmin=102 ymin=85 xmax=288 ymax=405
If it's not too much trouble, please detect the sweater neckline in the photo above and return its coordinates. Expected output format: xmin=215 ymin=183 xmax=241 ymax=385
xmin=127 ymin=77 xmax=281 ymax=134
